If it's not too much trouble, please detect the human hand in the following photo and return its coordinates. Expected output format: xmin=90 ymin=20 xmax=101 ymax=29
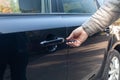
xmin=66 ymin=27 xmax=88 ymax=47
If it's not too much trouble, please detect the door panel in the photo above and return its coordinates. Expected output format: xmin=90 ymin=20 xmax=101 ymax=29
xmin=26 ymin=27 xmax=67 ymax=80
xmin=67 ymin=26 xmax=111 ymax=80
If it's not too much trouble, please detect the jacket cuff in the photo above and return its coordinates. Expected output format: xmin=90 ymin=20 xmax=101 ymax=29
xmin=82 ymin=26 xmax=96 ymax=36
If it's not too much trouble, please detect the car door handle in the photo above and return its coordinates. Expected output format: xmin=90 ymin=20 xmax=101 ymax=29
xmin=40 ymin=37 xmax=65 ymax=47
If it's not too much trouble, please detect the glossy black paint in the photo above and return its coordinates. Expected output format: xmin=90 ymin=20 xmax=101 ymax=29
xmin=1 ymin=14 xmax=89 ymax=80
xmin=2 ymin=14 xmax=115 ymax=80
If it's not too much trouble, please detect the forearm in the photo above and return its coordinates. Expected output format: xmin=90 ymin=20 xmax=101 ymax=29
xmin=82 ymin=0 xmax=120 ymax=36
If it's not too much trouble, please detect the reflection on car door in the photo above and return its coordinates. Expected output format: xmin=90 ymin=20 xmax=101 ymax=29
xmin=67 ymin=26 xmax=111 ymax=80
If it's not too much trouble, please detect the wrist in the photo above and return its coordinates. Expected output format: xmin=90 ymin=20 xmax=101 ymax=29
xmin=82 ymin=26 xmax=93 ymax=36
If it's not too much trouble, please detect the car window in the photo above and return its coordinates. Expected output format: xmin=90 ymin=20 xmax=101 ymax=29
xmin=0 ymin=0 xmax=42 ymax=13
xmin=62 ymin=0 xmax=97 ymax=13
xmin=19 ymin=0 xmax=42 ymax=13
xmin=0 ymin=0 xmax=97 ymax=14
xmin=0 ymin=0 xmax=20 ymax=13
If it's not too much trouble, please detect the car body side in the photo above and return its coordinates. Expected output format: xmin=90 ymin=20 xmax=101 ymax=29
xmin=1 ymin=0 xmax=120 ymax=80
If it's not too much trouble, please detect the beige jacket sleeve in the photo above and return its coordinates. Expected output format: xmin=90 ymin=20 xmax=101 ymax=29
xmin=82 ymin=0 xmax=120 ymax=36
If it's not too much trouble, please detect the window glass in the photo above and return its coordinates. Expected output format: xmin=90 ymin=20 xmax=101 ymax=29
xmin=19 ymin=0 xmax=41 ymax=13
xmin=0 ymin=0 xmax=20 ymax=13
xmin=0 ymin=0 xmax=97 ymax=14
xmin=62 ymin=0 xmax=97 ymax=13
xmin=0 ymin=0 xmax=42 ymax=13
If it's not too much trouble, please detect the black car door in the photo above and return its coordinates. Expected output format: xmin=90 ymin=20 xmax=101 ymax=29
xmin=2 ymin=15 xmax=68 ymax=80
xmin=1 ymin=0 xmax=68 ymax=80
